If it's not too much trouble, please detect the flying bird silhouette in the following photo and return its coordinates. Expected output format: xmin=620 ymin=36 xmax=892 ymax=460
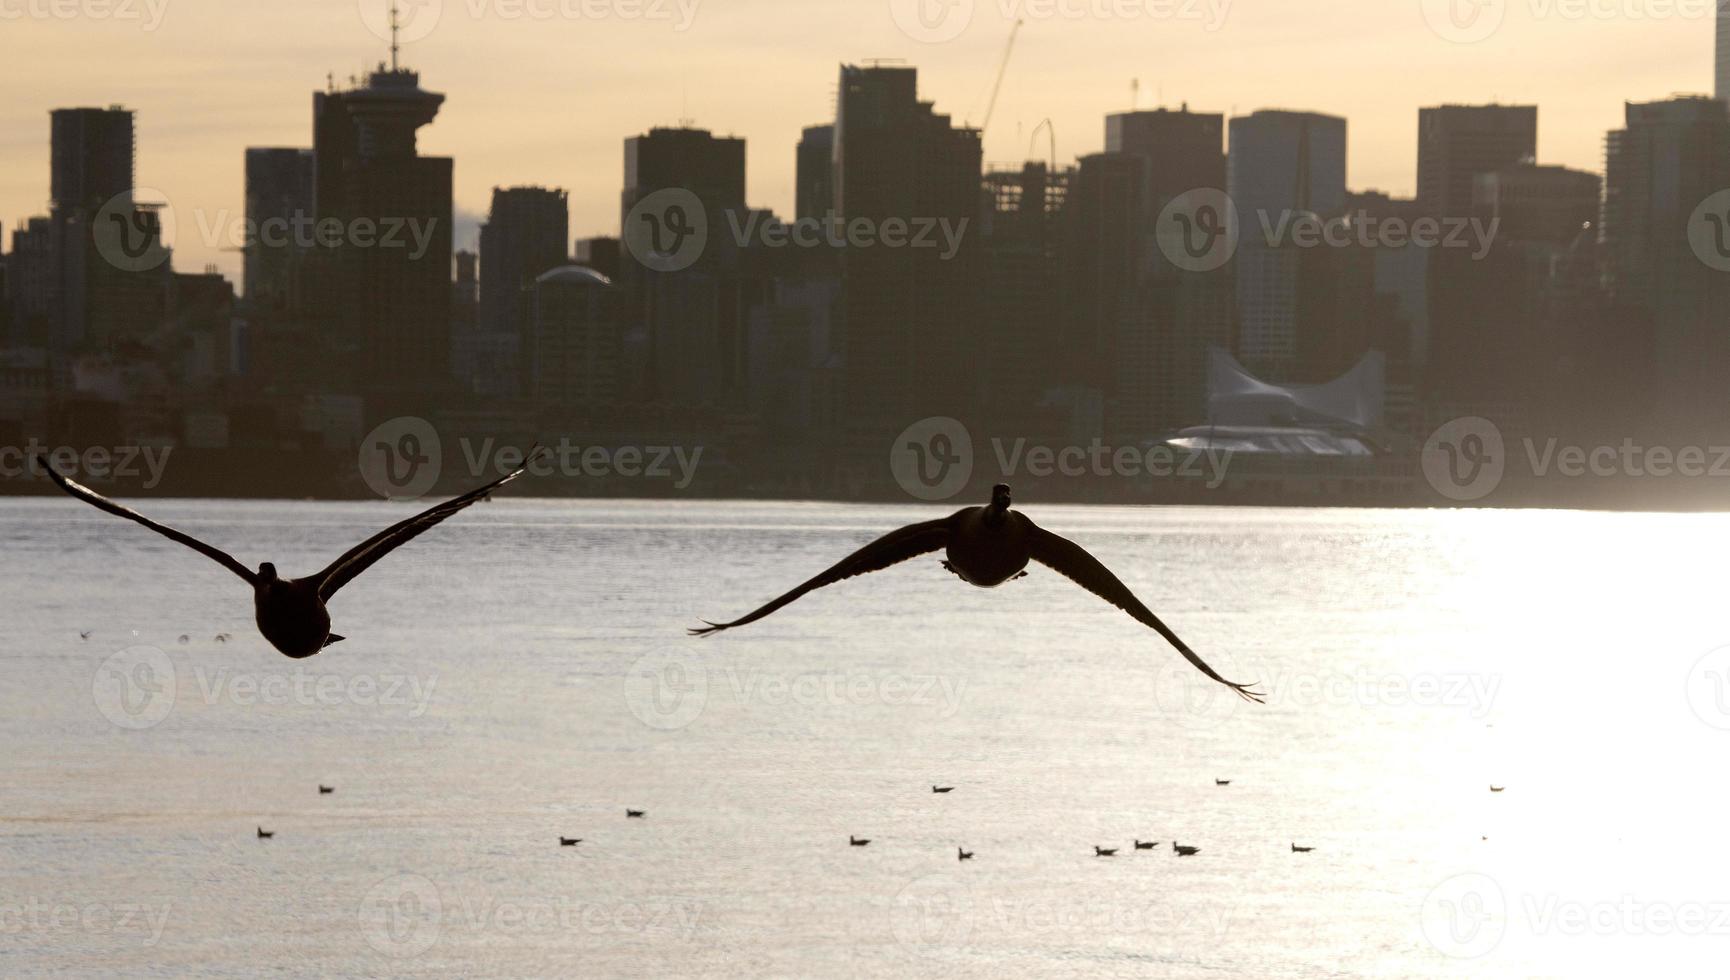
xmin=692 ymin=484 xmax=1263 ymax=701
xmin=39 ymin=452 xmax=541 ymax=659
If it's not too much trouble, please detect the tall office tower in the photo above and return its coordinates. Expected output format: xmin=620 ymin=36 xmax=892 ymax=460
xmin=1102 ymin=106 xmax=1232 ymax=438
xmin=1417 ymin=105 xmax=1538 ymax=217
xmin=1472 ymin=163 xmax=1600 ymax=245
xmin=310 ymin=59 xmax=453 ymax=413
xmin=47 ymin=106 xmax=170 ymax=352
xmin=1719 ymin=0 xmax=1730 ymax=103
xmin=1105 ymin=106 xmax=1227 ymax=207
xmin=7 ymin=219 xmax=55 ymax=347
xmin=619 ymin=126 xmax=750 ymax=407
xmin=574 ymin=237 xmax=620 ymax=280
xmin=528 ymin=265 xmax=622 ymax=406
xmin=797 ymin=125 xmax=836 ymax=222
xmin=981 ymin=162 xmax=1070 ymax=426
xmin=1228 ymin=109 xmax=1348 ymax=379
xmin=1061 ymin=152 xmax=1144 ymax=396
xmin=833 ymin=64 xmax=982 ymax=441
xmin=243 ymin=148 xmax=315 ymax=310
xmin=479 ymin=186 xmax=570 ymax=337
xmin=50 ymin=107 xmax=134 ymax=214
xmin=1603 ymin=96 xmax=1730 ymax=437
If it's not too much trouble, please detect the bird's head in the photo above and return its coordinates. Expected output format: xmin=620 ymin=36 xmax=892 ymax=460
xmin=257 ymin=562 xmax=279 ymax=583
xmin=990 ymin=483 xmax=1013 ymax=511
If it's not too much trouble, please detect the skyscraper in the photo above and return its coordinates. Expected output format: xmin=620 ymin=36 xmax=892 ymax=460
xmin=833 ymin=63 xmax=982 ymax=441
xmin=1105 ymin=106 xmax=1227 ymax=208
xmin=479 ymin=186 xmax=570 ymax=337
xmin=796 ymin=125 xmax=835 ymax=222
xmin=1228 ymin=109 xmax=1348 ymax=378
xmin=50 ymin=107 xmax=134 ymax=214
xmin=1417 ymin=105 xmax=1538 ymax=218
xmin=1718 ymin=0 xmax=1730 ymax=103
xmin=1603 ymin=96 xmax=1730 ymax=436
xmin=243 ymin=147 xmax=314 ymax=310
xmin=310 ymin=61 xmax=453 ymax=413
xmin=619 ymin=126 xmax=750 ymax=407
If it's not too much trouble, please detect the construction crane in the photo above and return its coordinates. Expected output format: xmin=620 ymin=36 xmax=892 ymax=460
xmin=979 ymin=19 xmax=1024 ymax=136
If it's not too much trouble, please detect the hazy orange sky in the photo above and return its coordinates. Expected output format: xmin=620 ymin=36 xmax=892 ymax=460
xmin=0 ymin=0 xmax=1719 ymax=287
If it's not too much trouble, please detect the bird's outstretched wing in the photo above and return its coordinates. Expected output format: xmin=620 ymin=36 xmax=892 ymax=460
xmin=692 ymin=517 xmax=954 ymax=635
xmin=1026 ymin=521 xmax=1265 ymax=703
xmin=313 ymin=449 xmax=544 ymax=601
xmin=38 ymin=456 xmax=258 ymax=586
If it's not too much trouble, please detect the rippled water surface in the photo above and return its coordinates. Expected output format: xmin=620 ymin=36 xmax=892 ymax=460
xmin=4 ymin=497 xmax=1729 ymax=977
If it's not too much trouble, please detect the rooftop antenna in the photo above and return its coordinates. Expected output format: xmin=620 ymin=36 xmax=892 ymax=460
xmin=389 ymin=0 xmax=401 ymax=71
xmin=1130 ymin=78 xmax=1139 ymax=110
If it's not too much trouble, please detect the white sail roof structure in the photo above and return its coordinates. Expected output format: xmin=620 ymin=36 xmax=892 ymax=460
xmin=1206 ymin=347 xmax=1384 ymax=430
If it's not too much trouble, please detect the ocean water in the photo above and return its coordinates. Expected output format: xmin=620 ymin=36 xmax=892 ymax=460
xmin=3 ymin=497 xmax=1729 ymax=977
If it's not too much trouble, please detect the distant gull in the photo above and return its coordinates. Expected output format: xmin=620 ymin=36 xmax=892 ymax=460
xmin=1095 ymin=846 xmax=1118 ymax=857
xmin=850 ymin=836 xmax=871 ymax=847
xmin=256 ymin=827 xmax=274 ymax=840
xmin=957 ymin=847 xmax=974 ymax=861
xmin=39 ymin=451 xmax=542 ymax=659
xmin=693 ymin=484 xmax=1264 ymax=701
xmin=178 ymin=635 xmax=190 ymax=644
xmin=79 ymin=630 xmax=93 ymax=641
xmin=1173 ymin=843 xmax=1199 ymax=856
